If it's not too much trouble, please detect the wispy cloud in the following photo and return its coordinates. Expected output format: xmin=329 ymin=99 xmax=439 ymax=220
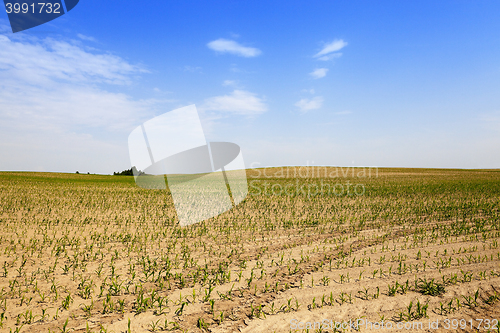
xmin=336 ymin=110 xmax=352 ymax=115
xmin=301 ymin=88 xmax=316 ymax=94
xmin=184 ymin=65 xmax=202 ymax=73
xmin=0 ymin=35 xmax=147 ymax=86
xmin=0 ymin=33 xmax=169 ymax=172
xmin=295 ymin=96 xmax=324 ymax=112
xmin=207 ymin=38 xmax=261 ymax=57
xmin=316 ymin=53 xmax=343 ymax=61
xmin=230 ymin=64 xmax=242 ymax=73
xmin=0 ymin=35 xmax=164 ymax=141
xmin=310 ymin=68 xmax=328 ymax=79
xmin=222 ymin=80 xmax=237 ymax=87
xmin=77 ymin=33 xmax=96 ymax=42
xmin=201 ymin=90 xmax=267 ymax=115
xmin=314 ymin=39 xmax=347 ymax=61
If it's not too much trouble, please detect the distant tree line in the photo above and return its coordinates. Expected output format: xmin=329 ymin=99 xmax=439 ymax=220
xmin=113 ymin=166 xmax=144 ymax=176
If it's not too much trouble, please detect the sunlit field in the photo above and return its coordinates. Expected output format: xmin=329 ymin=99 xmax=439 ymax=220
xmin=0 ymin=168 xmax=500 ymax=332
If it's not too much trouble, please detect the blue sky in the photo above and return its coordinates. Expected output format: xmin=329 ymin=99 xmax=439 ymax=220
xmin=1 ymin=1 xmax=500 ymax=173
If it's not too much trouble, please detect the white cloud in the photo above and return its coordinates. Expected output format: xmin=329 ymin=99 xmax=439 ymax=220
xmin=310 ymin=68 xmax=328 ymax=79
xmin=223 ymin=80 xmax=237 ymax=87
xmin=0 ymin=35 xmax=154 ymax=127
xmin=317 ymin=53 xmax=343 ymax=61
xmin=184 ymin=65 xmax=202 ymax=73
xmin=0 ymin=33 xmax=170 ymax=173
xmin=336 ymin=110 xmax=352 ymax=115
xmin=77 ymin=34 xmax=96 ymax=42
xmin=0 ymin=84 xmax=168 ymax=131
xmin=207 ymin=38 xmax=261 ymax=57
xmin=230 ymin=64 xmax=242 ymax=72
xmin=314 ymin=39 xmax=347 ymax=60
xmin=295 ymin=96 xmax=324 ymax=112
xmin=0 ymin=83 xmax=162 ymax=173
xmin=0 ymin=35 xmax=147 ymax=86
xmin=301 ymin=88 xmax=316 ymax=94
xmin=201 ymin=90 xmax=267 ymax=115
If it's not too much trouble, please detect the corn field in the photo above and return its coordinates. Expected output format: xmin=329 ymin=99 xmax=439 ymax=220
xmin=0 ymin=168 xmax=499 ymax=332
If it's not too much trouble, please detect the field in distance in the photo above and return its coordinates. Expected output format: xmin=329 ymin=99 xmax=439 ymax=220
xmin=0 ymin=167 xmax=499 ymax=332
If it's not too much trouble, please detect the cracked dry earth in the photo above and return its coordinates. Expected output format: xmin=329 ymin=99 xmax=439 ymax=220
xmin=0 ymin=168 xmax=499 ymax=333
